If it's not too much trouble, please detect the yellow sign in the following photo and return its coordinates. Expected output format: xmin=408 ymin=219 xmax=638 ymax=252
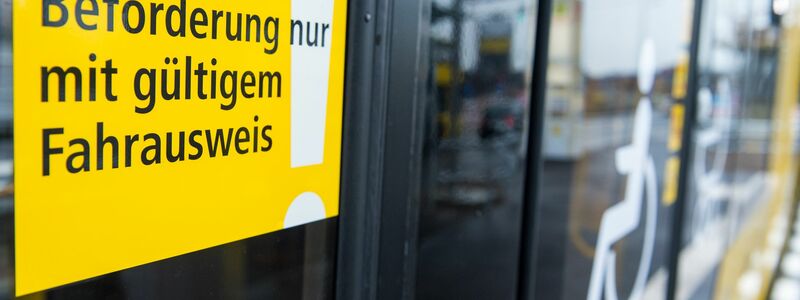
xmin=13 ymin=0 xmax=347 ymax=295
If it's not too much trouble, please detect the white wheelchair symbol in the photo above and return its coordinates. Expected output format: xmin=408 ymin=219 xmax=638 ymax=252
xmin=587 ymin=39 xmax=658 ymax=300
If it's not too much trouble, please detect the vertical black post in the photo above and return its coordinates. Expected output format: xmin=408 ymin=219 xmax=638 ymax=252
xmin=517 ymin=0 xmax=552 ymax=299
xmin=666 ymin=0 xmax=705 ymax=299
xmin=375 ymin=0 xmax=429 ymax=298
xmin=336 ymin=0 xmax=430 ymax=298
xmin=335 ymin=0 xmax=393 ymax=299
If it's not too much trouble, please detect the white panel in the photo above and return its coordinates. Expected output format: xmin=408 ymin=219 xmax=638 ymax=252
xmin=291 ymin=0 xmax=335 ymax=168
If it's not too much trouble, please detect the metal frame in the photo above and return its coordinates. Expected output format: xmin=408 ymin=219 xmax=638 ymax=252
xmin=518 ymin=0 xmax=553 ymax=298
xmin=335 ymin=0 xmax=429 ymax=299
xmin=375 ymin=0 xmax=430 ymax=298
xmin=666 ymin=0 xmax=705 ymax=299
xmin=335 ymin=0 xmax=392 ymax=298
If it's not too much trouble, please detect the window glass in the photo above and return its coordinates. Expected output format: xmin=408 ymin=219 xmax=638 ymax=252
xmin=415 ymin=0 xmax=536 ymax=298
xmin=677 ymin=0 xmax=800 ymax=298
xmin=533 ymin=0 xmax=696 ymax=298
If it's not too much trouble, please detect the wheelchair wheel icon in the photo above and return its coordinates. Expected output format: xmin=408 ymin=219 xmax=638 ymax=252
xmin=586 ymin=39 xmax=659 ymax=300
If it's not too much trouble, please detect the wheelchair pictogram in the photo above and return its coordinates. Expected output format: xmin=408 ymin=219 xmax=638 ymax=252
xmin=586 ymin=39 xmax=658 ymax=300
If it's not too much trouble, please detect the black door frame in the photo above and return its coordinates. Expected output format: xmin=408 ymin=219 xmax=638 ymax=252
xmin=335 ymin=0 xmax=431 ymax=298
xmin=666 ymin=0 xmax=705 ymax=299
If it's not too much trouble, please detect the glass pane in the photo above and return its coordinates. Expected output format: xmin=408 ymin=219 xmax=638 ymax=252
xmin=533 ymin=0 xmax=696 ymax=299
xmin=414 ymin=0 xmax=537 ymax=299
xmin=677 ymin=0 xmax=800 ymax=298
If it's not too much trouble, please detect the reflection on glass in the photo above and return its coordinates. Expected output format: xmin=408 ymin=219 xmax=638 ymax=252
xmin=677 ymin=1 xmax=800 ymax=299
xmin=534 ymin=0 xmax=695 ymax=299
xmin=415 ymin=0 xmax=535 ymax=299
